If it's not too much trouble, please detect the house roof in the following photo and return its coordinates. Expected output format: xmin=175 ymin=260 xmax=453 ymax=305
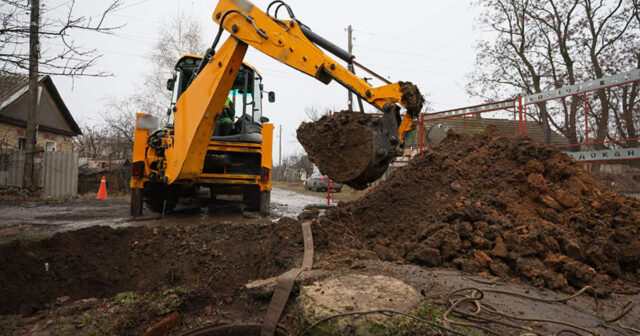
xmin=0 ymin=73 xmax=82 ymax=136
xmin=0 ymin=73 xmax=29 ymax=108
xmin=422 ymin=116 xmax=569 ymax=146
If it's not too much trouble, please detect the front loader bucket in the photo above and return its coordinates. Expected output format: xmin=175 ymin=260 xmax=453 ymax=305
xmin=297 ymin=110 xmax=400 ymax=190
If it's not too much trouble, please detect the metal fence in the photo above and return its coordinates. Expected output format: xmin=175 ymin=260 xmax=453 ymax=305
xmin=42 ymin=151 xmax=79 ymax=197
xmin=0 ymin=150 xmax=25 ymax=187
xmin=0 ymin=150 xmax=78 ymax=197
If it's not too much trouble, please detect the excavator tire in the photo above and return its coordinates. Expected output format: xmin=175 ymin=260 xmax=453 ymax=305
xmin=143 ymin=182 xmax=180 ymax=214
xmin=246 ymin=188 xmax=270 ymax=216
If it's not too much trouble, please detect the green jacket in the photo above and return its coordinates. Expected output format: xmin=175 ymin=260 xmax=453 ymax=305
xmin=222 ymin=97 xmax=235 ymax=119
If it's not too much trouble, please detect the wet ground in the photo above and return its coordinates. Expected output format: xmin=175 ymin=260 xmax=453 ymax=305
xmin=0 ymin=188 xmax=326 ymax=242
xmin=1 ymin=187 xmax=639 ymax=335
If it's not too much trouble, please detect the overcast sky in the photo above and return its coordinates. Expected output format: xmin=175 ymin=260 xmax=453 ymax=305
xmin=44 ymin=0 xmax=487 ymax=159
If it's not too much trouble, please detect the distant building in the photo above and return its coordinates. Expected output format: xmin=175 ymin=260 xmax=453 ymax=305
xmin=0 ymin=74 xmax=82 ymax=152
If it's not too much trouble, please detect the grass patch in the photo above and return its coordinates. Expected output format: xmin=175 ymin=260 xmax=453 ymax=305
xmin=113 ymin=292 xmax=137 ymax=307
xmin=0 ymin=236 xmax=44 ymax=246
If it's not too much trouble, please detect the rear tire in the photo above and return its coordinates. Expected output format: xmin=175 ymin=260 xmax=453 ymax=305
xmin=246 ymin=188 xmax=270 ymax=216
xmin=259 ymin=191 xmax=270 ymax=216
xmin=143 ymin=183 xmax=180 ymax=214
xmin=130 ymin=188 xmax=143 ymax=217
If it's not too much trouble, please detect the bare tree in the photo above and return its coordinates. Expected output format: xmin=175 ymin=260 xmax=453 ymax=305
xmin=96 ymin=14 xmax=205 ymax=160
xmin=1 ymin=0 xmax=123 ymax=76
xmin=467 ymin=0 xmax=638 ymax=147
xmin=131 ymin=14 xmax=205 ymax=117
xmin=273 ymin=150 xmax=314 ymax=182
xmin=1 ymin=0 xmax=123 ymax=189
xmin=73 ymin=124 xmax=108 ymax=159
xmin=73 ymin=108 xmax=134 ymax=161
xmin=304 ymin=104 xmax=332 ymax=122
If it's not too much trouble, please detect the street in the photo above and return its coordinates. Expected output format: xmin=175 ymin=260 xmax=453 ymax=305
xmin=0 ymin=187 xmax=326 ymax=242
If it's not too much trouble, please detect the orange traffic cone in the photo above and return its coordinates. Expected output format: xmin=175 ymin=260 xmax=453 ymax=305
xmin=96 ymin=176 xmax=108 ymax=199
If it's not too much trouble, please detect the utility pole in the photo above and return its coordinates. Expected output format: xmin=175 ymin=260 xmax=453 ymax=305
xmin=278 ymin=124 xmax=282 ymax=167
xmin=346 ymin=25 xmax=365 ymax=113
xmin=347 ymin=25 xmax=353 ymax=111
xmin=23 ymin=0 xmax=40 ymax=190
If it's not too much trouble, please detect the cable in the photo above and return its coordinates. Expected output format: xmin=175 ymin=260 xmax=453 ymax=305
xmin=300 ymin=309 xmax=471 ymax=336
xmin=441 ymin=287 xmax=636 ymax=336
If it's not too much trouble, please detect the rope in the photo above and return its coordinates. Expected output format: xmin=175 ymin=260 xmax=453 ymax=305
xmin=441 ymin=286 xmax=636 ymax=336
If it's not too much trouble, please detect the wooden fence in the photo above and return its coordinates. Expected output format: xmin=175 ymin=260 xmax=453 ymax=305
xmin=0 ymin=150 xmax=78 ymax=197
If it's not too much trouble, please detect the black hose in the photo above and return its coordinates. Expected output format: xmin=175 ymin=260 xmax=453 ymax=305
xmin=192 ymin=9 xmax=266 ymax=83
xmin=194 ymin=10 xmax=242 ymax=77
xmin=266 ymin=0 xmax=295 ymax=19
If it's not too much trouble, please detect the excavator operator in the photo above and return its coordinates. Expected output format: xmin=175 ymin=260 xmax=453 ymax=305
xmin=218 ymin=97 xmax=235 ymax=136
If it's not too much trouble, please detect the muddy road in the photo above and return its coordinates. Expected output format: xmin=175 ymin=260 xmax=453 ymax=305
xmin=0 ymin=187 xmax=326 ymax=242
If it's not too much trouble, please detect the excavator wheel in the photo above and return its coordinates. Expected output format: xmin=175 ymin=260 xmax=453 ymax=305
xmin=246 ymin=188 xmax=270 ymax=216
xmin=143 ymin=182 xmax=181 ymax=214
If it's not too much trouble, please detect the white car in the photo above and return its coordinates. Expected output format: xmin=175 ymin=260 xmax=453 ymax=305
xmin=304 ymin=172 xmax=343 ymax=192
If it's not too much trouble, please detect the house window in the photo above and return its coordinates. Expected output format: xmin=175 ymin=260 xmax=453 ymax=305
xmin=18 ymin=137 xmax=26 ymax=150
xmin=45 ymin=140 xmax=56 ymax=152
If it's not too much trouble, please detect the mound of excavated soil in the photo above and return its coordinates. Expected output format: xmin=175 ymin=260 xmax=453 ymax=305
xmin=313 ymin=127 xmax=640 ymax=294
xmin=0 ymin=220 xmax=301 ymax=315
xmin=297 ymin=111 xmax=377 ymax=189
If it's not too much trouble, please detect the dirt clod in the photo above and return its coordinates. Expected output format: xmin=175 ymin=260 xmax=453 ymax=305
xmin=399 ymin=81 xmax=425 ymax=118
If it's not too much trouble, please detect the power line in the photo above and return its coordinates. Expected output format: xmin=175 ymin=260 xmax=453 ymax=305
xmin=382 ymin=32 xmax=477 ymax=72
xmin=44 ymin=41 xmax=147 ymax=59
xmin=110 ymin=12 xmax=163 ymax=25
xmin=404 ymin=0 xmax=467 ymax=32
xmin=41 ymin=0 xmax=73 ymax=14
xmin=116 ymin=0 xmax=152 ymax=11
xmin=354 ymin=29 xmax=416 ymax=43
xmin=353 ymin=44 xmax=468 ymax=62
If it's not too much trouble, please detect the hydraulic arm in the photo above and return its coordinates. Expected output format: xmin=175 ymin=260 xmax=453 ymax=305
xmin=210 ymin=0 xmax=424 ymax=123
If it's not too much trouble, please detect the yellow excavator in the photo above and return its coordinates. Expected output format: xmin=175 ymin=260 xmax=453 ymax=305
xmin=129 ymin=0 xmax=424 ymax=217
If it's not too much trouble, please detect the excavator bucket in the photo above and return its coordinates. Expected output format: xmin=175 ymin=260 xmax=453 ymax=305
xmin=297 ymin=83 xmax=423 ymax=190
xmin=297 ymin=110 xmax=398 ymax=190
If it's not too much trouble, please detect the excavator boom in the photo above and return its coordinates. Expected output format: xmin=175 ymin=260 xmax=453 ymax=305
xmin=211 ymin=0 xmax=423 ymax=118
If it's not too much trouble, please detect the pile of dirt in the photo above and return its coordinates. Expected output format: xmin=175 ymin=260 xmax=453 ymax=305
xmin=297 ymin=111 xmax=378 ymax=189
xmin=312 ymin=127 xmax=640 ymax=294
xmin=0 ymin=219 xmax=302 ymax=315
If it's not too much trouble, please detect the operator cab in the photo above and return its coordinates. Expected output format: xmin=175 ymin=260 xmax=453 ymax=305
xmin=166 ymin=55 xmax=274 ymax=143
